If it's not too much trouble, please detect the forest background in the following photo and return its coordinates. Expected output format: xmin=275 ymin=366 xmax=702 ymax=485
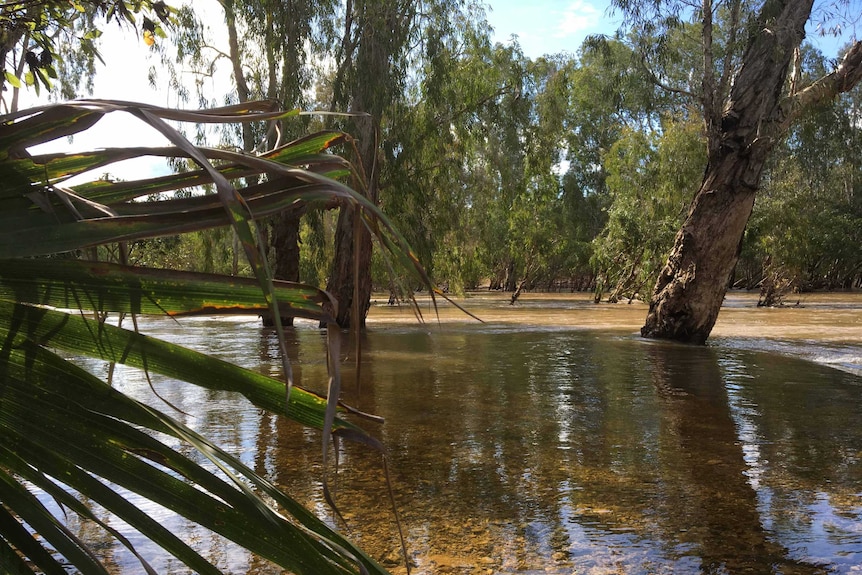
xmin=10 ymin=0 xmax=862 ymax=316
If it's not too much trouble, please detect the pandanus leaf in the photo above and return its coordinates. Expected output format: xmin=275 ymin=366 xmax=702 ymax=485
xmin=0 ymin=99 xmax=417 ymax=574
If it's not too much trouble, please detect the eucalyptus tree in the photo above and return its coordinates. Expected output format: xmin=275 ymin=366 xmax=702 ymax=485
xmin=377 ymin=11 xmax=497 ymax=293
xmin=162 ymin=0 xmax=338 ymax=321
xmin=742 ymin=43 xmax=862 ymax=299
xmin=321 ymin=0 xmax=405 ymax=326
xmin=416 ymin=32 xmax=533 ymax=292
xmin=320 ymin=0 xmax=499 ymax=324
xmin=563 ymin=36 xmax=680 ymax=296
xmin=1 ymin=0 xmax=170 ymax=110
xmin=592 ymin=117 xmax=706 ymax=302
xmin=609 ymin=0 xmax=862 ymax=343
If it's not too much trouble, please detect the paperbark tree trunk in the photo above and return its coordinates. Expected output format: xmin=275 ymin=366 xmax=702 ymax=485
xmin=641 ymin=0 xmax=862 ymax=343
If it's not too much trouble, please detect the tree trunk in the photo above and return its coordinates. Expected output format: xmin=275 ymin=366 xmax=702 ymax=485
xmin=640 ymin=154 xmax=758 ymax=343
xmin=264 ymin=1 xmax=310 ymax=327
xmin=326 ymin=201 xmax=373 ymax=328
xmin=323 ymin=0 xmax=409 ymax=329
xmin=324 ymin=114 xmax=378 ymax=328
xmin=262 ymin=207 xmax=305 ymax=327
xmin=641 ymin=1 xmax=862 ymax=344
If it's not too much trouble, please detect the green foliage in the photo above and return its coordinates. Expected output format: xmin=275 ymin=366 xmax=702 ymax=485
xmin=592 ymin=116 xmax=705 ymax=301
xmin=0 ymin=99 xmax=408 ymax=574
xmin=741 ymin=48 xmax=862 ymax=293
xmin=1 ymin=1 xmax=172 ymax=104
xmin=58 ymin=0 xmax=861 ymax=306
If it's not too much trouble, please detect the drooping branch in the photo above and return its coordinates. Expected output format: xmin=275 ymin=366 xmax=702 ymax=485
xmin=641 ymin=54 xmax=698 ymax=99
xmin=221 ymin=0 xmax=254 ymax=154
xmin=717 ymin=0 xmax=741 ymax=105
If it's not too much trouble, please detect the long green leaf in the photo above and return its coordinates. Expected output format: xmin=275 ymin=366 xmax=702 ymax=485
xmin=0 ymin=446 xmax=205 ymax=575
xmin=1 ymin=342 xmax=383 ymax=574
xmin=0 ymin=185 xmax=341 ymax=257
xmin=0 ymin=504 xmax=61 ymax=575
xmin=0 ymin=259 xmax=333 ymax=320
xmin=0 ymin=106 xmax=103 ymax=160
xmin=0 ymin=301 xmax=358 ymax=433
xmin=0 ymin=468 xmax=109 ymax=575
xmin=1 ymin=382 xmax=345 ymax=575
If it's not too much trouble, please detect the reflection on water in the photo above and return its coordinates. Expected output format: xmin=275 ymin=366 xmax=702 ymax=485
xmin=74 ymin=293 xmax=862 ymax=573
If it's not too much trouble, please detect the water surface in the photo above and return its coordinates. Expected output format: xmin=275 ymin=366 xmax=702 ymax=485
xmin=80 ymin=292 xmax=862 ymax=574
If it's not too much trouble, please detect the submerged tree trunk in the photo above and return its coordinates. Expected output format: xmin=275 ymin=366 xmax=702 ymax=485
xmin=264 ymin=1 xmax=314 ymax=326
xmin=642 ymin=0 xmax=862 ymax=343
xmin=640 ymin=154 xmax=758 ymax=343
xmin=325 ymin=115 xmax=377 ymax=328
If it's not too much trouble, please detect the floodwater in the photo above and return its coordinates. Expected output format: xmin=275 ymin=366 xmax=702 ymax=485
xmin=76 ymin=292 xmax=862 ymax=574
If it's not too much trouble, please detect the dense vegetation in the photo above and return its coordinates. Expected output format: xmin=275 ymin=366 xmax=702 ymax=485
xmin=8 ymin=1 xmax=859 ymax=312
xmin=139 ymin=2 xmax=862 ymax=310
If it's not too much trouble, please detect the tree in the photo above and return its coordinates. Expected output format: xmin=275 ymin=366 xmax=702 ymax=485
xmin=740 ymin=45 xmax=862 ymax=299
xmin=612 ymin=0 xmax=862 ymax=343
xmin=321 ymin=0 xmax=416 ymax=328
xmin=157 ymin=0 xmax=340 ymax=324
xmin=1 ymin=0 xmax=170 ymax=110
xmin=592 ymin=116 xmax=706 ymax=303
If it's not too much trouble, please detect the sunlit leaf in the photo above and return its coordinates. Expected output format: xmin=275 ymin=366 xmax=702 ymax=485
xmin=4 ymin=71 xmax=21 ymax=89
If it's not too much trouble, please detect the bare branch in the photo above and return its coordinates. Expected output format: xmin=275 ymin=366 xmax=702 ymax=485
xmin=773 ymin=40 xmax=862 ymax=134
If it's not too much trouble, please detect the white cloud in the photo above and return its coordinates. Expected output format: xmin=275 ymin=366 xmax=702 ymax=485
xmin=555 ymin=0 xmax=603 ymax=39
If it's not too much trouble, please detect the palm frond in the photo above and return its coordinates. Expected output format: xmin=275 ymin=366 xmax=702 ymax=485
xmin=0 ymin=99 xmax=403 ymax=574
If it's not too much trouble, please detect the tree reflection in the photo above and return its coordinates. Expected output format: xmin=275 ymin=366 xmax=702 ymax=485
xmin=645 ymin=341 xmax=827 ymax=574
xmin=235 ymin=325 xmax=855 ymax=574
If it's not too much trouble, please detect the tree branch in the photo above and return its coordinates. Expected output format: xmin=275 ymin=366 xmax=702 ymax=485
xmin=773 ymin=40 xmax=862 ymax=135
xmin=641 ymin=54 xmax=697 ymax=100
xmin=701 ymin=0 xmax=730 ymax=160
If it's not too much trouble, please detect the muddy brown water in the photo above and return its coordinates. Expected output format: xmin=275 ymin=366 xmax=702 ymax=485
xmin=72 ymin=292 xmax=862 ymax=573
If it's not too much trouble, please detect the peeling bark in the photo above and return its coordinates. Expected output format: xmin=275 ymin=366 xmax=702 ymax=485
xmin=642 ymin=0 xmax=862 ymax=343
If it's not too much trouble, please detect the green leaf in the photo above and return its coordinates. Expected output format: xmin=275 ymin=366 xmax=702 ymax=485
xmin=0 ymin=259 xmax=333 ymax=321
xmin=4 ymin=71 xmax=21 ymax=89
xmin=0 ymin=468 xmax=108 ymax=575
xmin=0 ymin=344 xmax=378 ymax=575
xmin=0 ymin=301 xmax=360 ymax=434
xmin=0 ymin=99 xmax=420 ymax=574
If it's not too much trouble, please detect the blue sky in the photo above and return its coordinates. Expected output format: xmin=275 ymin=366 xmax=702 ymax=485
xmin=486 ymin=0 xmax=618 ymax=58
xmin=486 ymin=0 xmax=860 ymax=58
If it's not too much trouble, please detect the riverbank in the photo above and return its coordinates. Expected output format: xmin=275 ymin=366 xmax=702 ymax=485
xmin=367 ymin=290 xmax=862 ymax=343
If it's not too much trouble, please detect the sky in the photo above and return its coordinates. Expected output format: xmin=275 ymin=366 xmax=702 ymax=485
xmin=486 ymin=0 xmax=618 ymax=57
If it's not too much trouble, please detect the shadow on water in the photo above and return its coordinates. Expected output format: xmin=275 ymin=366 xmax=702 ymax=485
xmin=71 ymin=310 xmax=862 ymax=574
xmin=644 ymin=342 xmax=830 ymax=574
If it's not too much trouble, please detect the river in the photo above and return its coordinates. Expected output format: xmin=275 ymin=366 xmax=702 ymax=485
xmin=79 ymin=292 xmax=862 ymax=574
